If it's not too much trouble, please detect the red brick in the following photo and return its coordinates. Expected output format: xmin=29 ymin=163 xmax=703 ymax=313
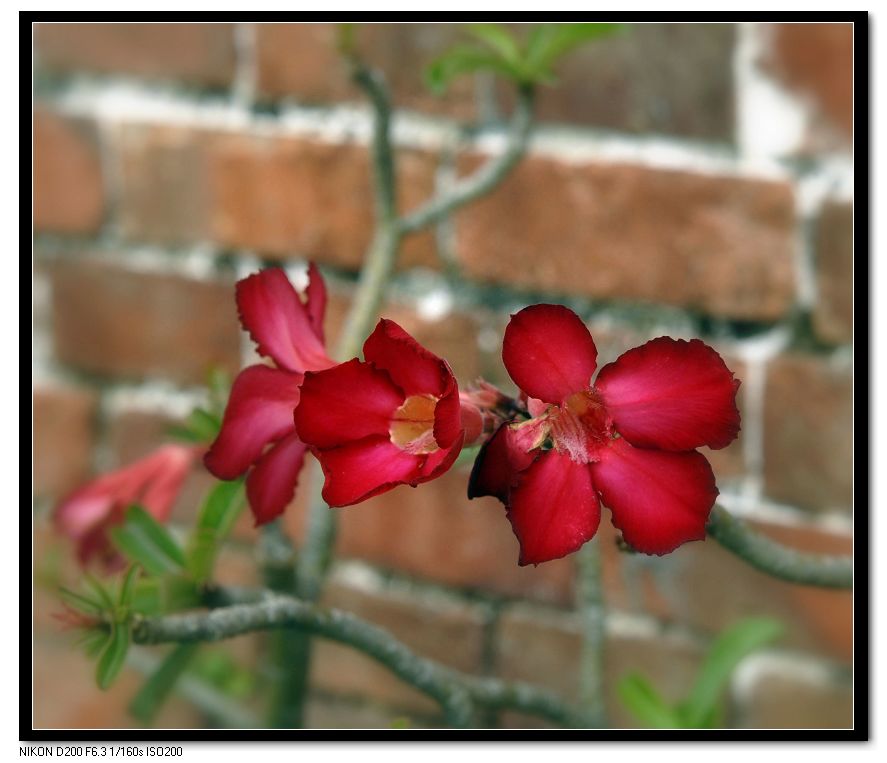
xmin=499 ymin=23 xmax=736 ymax=142
xmin=310 ymin=577 xmax=485 ymax=714
xmin=812 ymin=201 xmax=853 ymax=345
xmin=763 ymin=23 xmax=853 ymax=147
xmin=49 ymin=258 xmax=242 ymax=385
xmin=454 ymin=157 xmax=796 ymax=321
xmin=255 ymin=23 xmax=476 ymax=120
xmin=35 ymin=23 xmax=237 ymax=88
xmin=763 ymin=352 xmax=852 ymax=514
xmin=34 ymin=384 xmax=98 ymax=500
xmin=207 ymin=131 xmax=437 ymax=269
xmin=34 ymin=109 xmax=105 ymax=234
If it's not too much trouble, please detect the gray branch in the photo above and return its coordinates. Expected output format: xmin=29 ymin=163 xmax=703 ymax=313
xmin=706 ymin=504 xmax=853 ymax=589
xmin=132 ymin=593 xmax=581 ymax=728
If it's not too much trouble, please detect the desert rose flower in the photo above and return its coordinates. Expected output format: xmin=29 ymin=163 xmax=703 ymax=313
xmin=204 ymin=266 xmax=336 ymax=524
xmin=294 ymin=319 xmax=467 ymax=507
xmin=54 ymin=444 xmax=198 ymax=570
xmin=469 ymin=304 xmax=741 ymax=565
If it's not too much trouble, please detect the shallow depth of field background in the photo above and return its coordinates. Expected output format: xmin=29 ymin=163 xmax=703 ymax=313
xmin=33 ymin=22 xmax=854 ymax=729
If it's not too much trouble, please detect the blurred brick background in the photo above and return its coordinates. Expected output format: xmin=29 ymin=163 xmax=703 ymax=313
xmin=32 ymin=22 xmax=855 ymax=729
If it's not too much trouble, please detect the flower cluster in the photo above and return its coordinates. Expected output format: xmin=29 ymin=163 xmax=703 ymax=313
xmin=55 ymin=267 xmax=741 ymax=570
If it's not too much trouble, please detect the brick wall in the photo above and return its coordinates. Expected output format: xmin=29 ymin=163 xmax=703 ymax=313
xmin=32 ymin=22 xmax=855 ymax=729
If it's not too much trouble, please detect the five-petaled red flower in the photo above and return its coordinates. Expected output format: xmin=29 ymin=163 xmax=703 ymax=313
xmin=204 ymin=266 xmax=335 ymax=525
xmin=294 ymin=319 xmax=465 ymax=507
xmin=55 ymin=444 xmax=198 ymax=570
xmin=469 ymin=304 xmax=740 ymax=565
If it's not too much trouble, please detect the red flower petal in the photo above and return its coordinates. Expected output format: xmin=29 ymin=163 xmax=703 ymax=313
xmin=503 ymin=305 xmax=598 ymax=404
xmin=363 ymin=319 xmax=451 ymax=398
xmin=467 ymin=423 xmax=536 ymax=502
xmin=419 ymin=434 xmax=465 ymax=481
xmin=595 ymin=337 xmax=741 ymax=451
xmin=592 ymin=437 xmax=718 ymax=555
xmin=305 ymin=262 xmax=327 ymax=344
xmin=137 ymin=445 xmax=198 ymax=523
xmin=246 ymin=431 xmax=308 ymax=525
xmin=432 ymin=376 xmax=463 ymax=449
xmin=294 ymin=359 xmax=404 ymax=449
xmin=507 ymin=450 xmax=601 ymax=565
xmin=236 ymin=268 xmax=331 ymax=373
xmin=204 ymin=365 xmax=303 ymax=480
xmin=315 ymin=435 xmax=421 ymax=507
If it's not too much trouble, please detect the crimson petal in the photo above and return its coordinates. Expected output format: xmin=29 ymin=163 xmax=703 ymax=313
xmin=315 ymin=435 xmax=421 ymax=507
xmin=592 ymin=437 xmax=717 ymax=555
xmin=595 ymin=337 xmax=741 ymax=451
xmin=503 ymin=305 xmax=598 ymax=404
xmin=363 ymin=319 xmax=451 ymax=398
xmin=467 ymin=423 xmax=536 ymax=502
xmin=204 ymin=365 xmax=303 ymax=480
xmin=507 ymin=450 xmax=600 ymax=566
xmin=236 ymin=268 xmax=331 ymax=373
xmin=432 ymin=376 xmax=463 ymax=449
xmin=246 ymin=431 xmax=309 ymax=525
xmin=295 ymin=359 xmax=404 ymax=449
xmin=305 ymin=262 xmax=327 ymax=344
xmin=419 ymin=434 xmax=465 ymax=481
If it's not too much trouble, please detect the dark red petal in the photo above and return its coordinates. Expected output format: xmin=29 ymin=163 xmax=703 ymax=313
xmin=246 ymin=431 xmax=308 ymax=525
xmin=305 ymin=262 xmax=327 ymax=344
xmin=419 ymin=433 xmax=465 ymax=481
xmin=595 ymin=337 xmax=741 ymax=451
xmin=236 ymin=268 xmax=332 ymax=373
xmin=502 ymin=305 xmax=598 ymax=404
xmin=507 ymin=450 xmax=600 ymax=566
xmin=294 ymin=359 xmax=404 ymax=449
xmin=432 ymin=376 xmax=463 ymax=449
xmin=467 ymin=423 xmax=535 ymax=502
xmin=204 ymin=366 xmax=303 ymax=480
xmin=592 ymin=437 xmax=718 ymax=556
xmin=314 ymin=435 xmax=420 ymax=507
xmin=363 ymin=318 xmax=451 ymax=398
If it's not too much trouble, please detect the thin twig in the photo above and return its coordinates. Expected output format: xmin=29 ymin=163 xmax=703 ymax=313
xmin=706 ymin=504 xmax=853 ymax=589
xmin=132 ymin=593 xmax=581 ymax=728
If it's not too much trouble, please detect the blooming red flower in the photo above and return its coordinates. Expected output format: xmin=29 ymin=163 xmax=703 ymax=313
xmin=469 ymin=304 xmax=741 ymax=565
xmin=294 ymin=319 xmax=465 ymax=507
xmin=204 ymin=265 xmax=335 ymax=524
xmin=54 ymin=444 xmax=198 ymax=570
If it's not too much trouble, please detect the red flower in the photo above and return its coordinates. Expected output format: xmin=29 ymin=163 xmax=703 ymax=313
xmin=469 ymin=304 xmax=741 ymax=565
xmin=204 ymin=266 xmax=335 ymax=524
xmin=294 ymin=319 xmax=465 ymax=507
xmin=54 ymin=444 xmax=198 ymax=570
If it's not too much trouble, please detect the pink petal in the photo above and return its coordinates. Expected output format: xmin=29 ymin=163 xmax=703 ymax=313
xmin=592 ymin=437 xmax=718 ymax=555
xmin=594 ymin=337 xmax=741 ymax=451
xmin=294 ymin=359 xmax=404 ymax=450
xmin=315 ymin=435 xmax=421 ymax=507
xmin=507 ymin=450 xmax=601 ymax=566
xmin=503 ymin=305 xmax=598 ymax=404
xmin=305 ymin=262 xmax=327 ymax=344
xmin=432 ymin=376 xmax=463 ymax=449
xmin=204 ymin=365 xmax=303 ymax=480
xmin=362 ymin=319 xmax=451 ymax=398
xmin=246 ymin=431 xmax=309 ymax=525
xmin=137 ymin=444 xmax=199 ymax=523
xmin=236 ymin=268 xmax=332 ymax=373
xmin=467 ymin=423 xmax=535 ymax=502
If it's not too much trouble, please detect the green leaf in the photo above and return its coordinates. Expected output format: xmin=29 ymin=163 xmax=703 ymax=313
xmin=84 ymin=574 xmax=116 ymax=611
xmin=186 ymin=480 xmax=245 ymax=584
xmin=129 ymin=643 xmax=200 ymax=724
xmin=110 ymin=505 xmax=186 ymax=576
xmin=78 ymin=628 xmax=111 ymax=659
xmin=59 ymin=586 xmax=104 ymax=616
xmin=524 ymin=23 xmax=623 ymax=76
xmin=96 ymin=620 xmax=131 ymax=690
xmin=169 ymin=407 xmax=222 ymax=444
xmin=118 ymin=565 xmax=141 ymax=608
xmin=679 ymin=618 xmax=783 ymax=728
xmin=466 ymin=23 xmax=523 ymax=65
xmin=425 ymin=44 xmax=519 ymax=94
xmin=617 ymin=673 xmax=683 ymax=728
xmin=130 ymin=576 xmax=202 ymax=616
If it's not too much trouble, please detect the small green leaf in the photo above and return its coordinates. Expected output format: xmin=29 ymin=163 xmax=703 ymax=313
xmin=186 ymin=480 xmax=245 ymax=584
xmin=425 ymin=44 xmax=519 ymax=94
xmin=96 ymin=620 xmax=131 ymax=690
xmin=679 ymin=618 xmax=783 ymax=728
xmin=466 ymin=23 xmax=523 ymax=66
xmin=78 ymin=628 xmax=111 ymax=659
xmin=110 ymin=505 xmax=186 ymax=576
xmin=617 ymin=673 xmax=682 ymax=729
xmin=169 ymin=408 xmax=222 ymax=444
xmin=130 ymin=576 xmax=202 ymax=616
xmin=84 ymin=574 xmax=116 ymax=611
xmin=524 ymin=23 xmax=623 ymax=77
xmin=129 ymin=643 xmax=200 ymax=724
xmin=118 ymin=565 xmax=141 ymax=608
xmin=59 ymin=586 xmax=104 ymax=616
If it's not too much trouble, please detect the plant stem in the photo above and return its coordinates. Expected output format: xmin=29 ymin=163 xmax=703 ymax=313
xmin=133 ymin=592 xmax=583 ymax=728
xmin=706 ymin=504 xmax=853 ymax=589
xmin=576 ymin=536 xmax=607 ymax=728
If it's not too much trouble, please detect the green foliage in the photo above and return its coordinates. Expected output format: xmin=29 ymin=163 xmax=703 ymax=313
xmin=186 ymin=479 xmax=245 ymax=584
xmin=110 ymin=505 xmax=186 ymax=577
xmin=129 ymin=643 xmax=201 ymax=724
xmin=96 ymin=617 xmax=131 ymax=690
xmin=169 ymin=408 xmax=222 ymax=445
xmin=191 ymin=649 xmax=256 ymax=699
xmin=617 ymin=618 xmax=783 ymax=729
xmin=425 ymin=22 xmax=623 ymax=94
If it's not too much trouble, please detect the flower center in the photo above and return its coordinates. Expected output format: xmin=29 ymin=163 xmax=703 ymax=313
xmin=547 ymin=389 xmax=612 ymax=464
xmin=389 ymin=394 xmax=439 ymax=455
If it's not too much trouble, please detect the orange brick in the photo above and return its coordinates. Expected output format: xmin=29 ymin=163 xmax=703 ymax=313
xmin=812 ymin=201 xmax=853 ymax=345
